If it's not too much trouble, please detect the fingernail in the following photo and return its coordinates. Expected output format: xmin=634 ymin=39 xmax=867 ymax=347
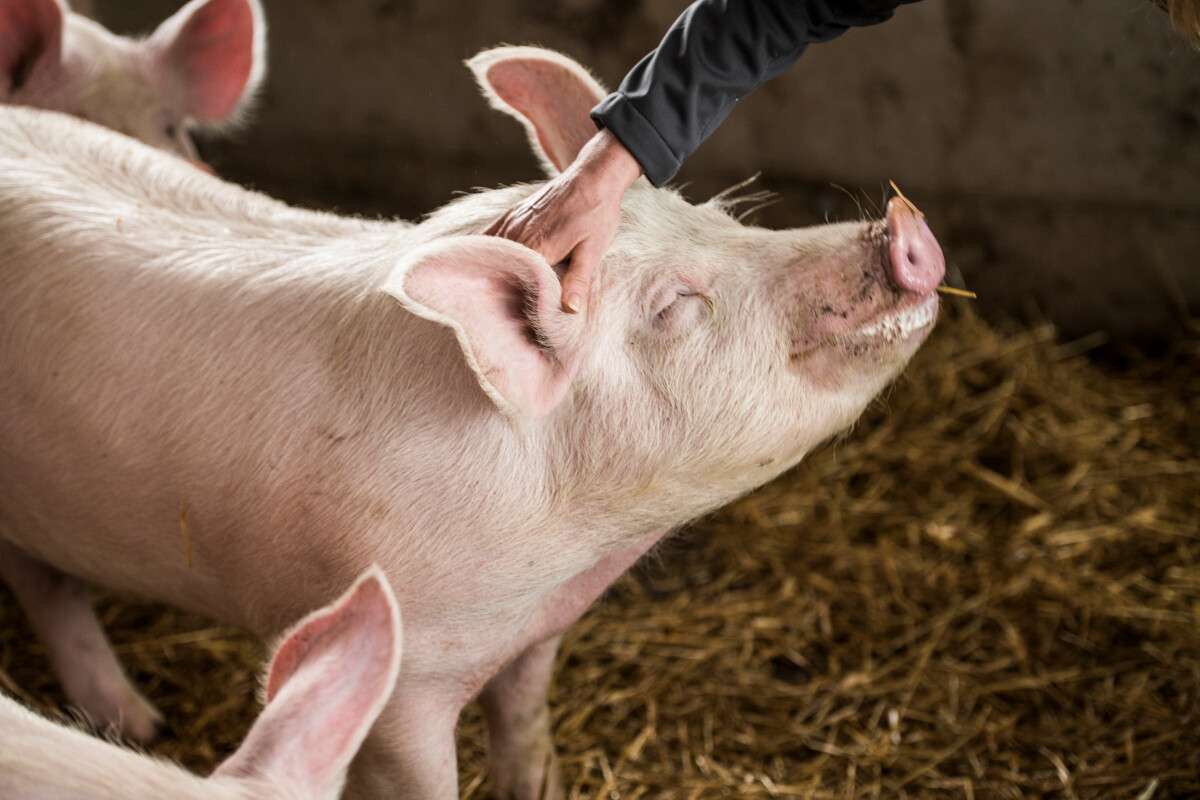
xmin=564 ymin=293 xmax=583 ymax=314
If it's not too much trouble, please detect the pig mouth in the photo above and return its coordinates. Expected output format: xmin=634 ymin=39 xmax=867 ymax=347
xmin=789 ymin=294 xmax=938 ymax=362
xmin=844 ymin=294 xmax=939 ymax=345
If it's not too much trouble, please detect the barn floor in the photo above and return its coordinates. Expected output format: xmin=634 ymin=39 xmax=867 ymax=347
xmin=2 ymin=305 xmax=1197 ymax=799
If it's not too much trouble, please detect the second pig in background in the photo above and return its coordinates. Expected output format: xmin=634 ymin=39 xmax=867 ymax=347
xmin=0 ymin=0 xmax=264 ymax=158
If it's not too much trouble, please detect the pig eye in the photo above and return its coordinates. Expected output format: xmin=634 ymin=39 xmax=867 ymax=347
xmin=657 ymin=292 xmax=689 ymax=317
xmin=655 ymin=291 xmax=711 ymax=330
xmin=164 ymin=122 xmax=178 ymax=139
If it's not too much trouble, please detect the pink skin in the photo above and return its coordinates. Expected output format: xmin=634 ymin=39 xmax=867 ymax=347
xmin=479 ymin=51 xmax=641 ymax=314
xmin=486 ymin=128 xmax=641 ymax=313
xmin=0 ymin=567 xmax=402 ymax=800
xmin=0 ymin=0 xmax=264 ymax=160
xmin=886 ymin=197 xmax=944 ymax=294
xmin=0 ymin=46 xmax=943 ymax=800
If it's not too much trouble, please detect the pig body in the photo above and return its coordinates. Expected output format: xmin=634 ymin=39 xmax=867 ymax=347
xmin=0 ymin=566 xmax=403 ymax=800
xmin=0 ymin=0 xmax=264 ymax=156
xmin=0 ymin=47 xmax=944 ymax=799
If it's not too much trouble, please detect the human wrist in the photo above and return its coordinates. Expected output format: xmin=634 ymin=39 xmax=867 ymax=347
xmin=576 ymin=129 xmax=642 ymax=191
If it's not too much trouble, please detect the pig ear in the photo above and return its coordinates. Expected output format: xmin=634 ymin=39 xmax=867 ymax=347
xmin=213 ymin=566 xmax=402 ymax=797
xmin=382 ymin=235 xmax=580 ymax=419
xmin=148 ymin=0 xmax=265 ymax=123
xmin=467 ymin=46 xmax=608 ymax=175
xmin=0 ymin=0 xmax=64 ymax=100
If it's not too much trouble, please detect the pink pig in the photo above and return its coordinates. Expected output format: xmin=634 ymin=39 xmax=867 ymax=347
xmin=0 ymin=46 xmax=944 ymax=800
xmin=0 ymin=566 xmax=402 ymax=800
xmin=0 ymin=0 xmax=264 ymax=157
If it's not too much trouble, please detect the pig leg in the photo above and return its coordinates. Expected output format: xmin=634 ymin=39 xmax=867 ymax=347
xmin=0 ymin=541 xmax=162 ymax=742
xmin=479 ymin=634 xmax=563 ymax=800
xmin=478 ymin=530 xmax=668 ymax=800
xmin=345 ymin=687 xmax=463 ymax=800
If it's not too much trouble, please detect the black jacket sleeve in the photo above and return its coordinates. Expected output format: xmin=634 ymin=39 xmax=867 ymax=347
xmin=590 ymin=0 xmax=922 ymax=186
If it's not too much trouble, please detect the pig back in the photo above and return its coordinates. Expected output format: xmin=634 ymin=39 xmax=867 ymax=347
xmin=0 ymin=106 xmax=508 ymax=631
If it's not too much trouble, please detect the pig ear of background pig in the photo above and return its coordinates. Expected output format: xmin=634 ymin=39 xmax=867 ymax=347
xmin=467 ymin=45 xmax=608 ymax=176
xmin=383 ymin=235 xmax=582 ymax=419
xmin=0 ymin=0 xmax=65 ymax=100
xmin=211 ymin=565 xmax=402 ymax=798
xmin=146 ymin=0 xmax=265 ymax=125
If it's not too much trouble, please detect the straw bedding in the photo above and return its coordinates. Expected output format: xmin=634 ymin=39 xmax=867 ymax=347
xmin=2 ymin=305 xmax=1197 ymax=799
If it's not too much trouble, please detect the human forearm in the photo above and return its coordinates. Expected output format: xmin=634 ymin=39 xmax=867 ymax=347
xmin=591 ymin=0 xmax=921 ymax=186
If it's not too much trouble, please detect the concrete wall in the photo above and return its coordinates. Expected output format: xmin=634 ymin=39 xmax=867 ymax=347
xmin=95 ymin=0 xmax=1200 ymax=340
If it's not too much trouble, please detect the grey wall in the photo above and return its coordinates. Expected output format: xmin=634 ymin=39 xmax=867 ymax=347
xmin=95 ymin=0 xmax=1200 ymax=340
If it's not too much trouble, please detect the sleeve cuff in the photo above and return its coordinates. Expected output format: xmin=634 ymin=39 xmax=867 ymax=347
xmin=591 ymin=92 xmax=683 ymax=188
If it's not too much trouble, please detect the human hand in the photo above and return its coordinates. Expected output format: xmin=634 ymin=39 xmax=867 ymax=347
xmin=485 ymin=129 xmax=642 ymax=313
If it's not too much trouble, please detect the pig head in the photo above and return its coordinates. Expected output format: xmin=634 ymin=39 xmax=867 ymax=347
xmin=0 ymin=46 xmax=943 ymax=800
xmin=0 ymin=0 xmax=264 ymax=157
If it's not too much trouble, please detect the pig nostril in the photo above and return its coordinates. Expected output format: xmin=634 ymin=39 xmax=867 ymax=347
xmin=885 ymin=198 xmax=946 ymax=294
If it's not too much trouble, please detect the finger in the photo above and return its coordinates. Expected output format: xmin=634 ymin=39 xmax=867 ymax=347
xmin=484 ymin=208 xmax=536 ymax=240
xmin=561 ymin=246 xmax=599 ymax=314
xmin=512 ymin=234 xmax=570 ymax=274
xmin=482 ymin=212 xmax=512 ymax=238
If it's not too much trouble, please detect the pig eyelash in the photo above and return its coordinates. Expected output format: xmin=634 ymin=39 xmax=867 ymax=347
xmin=655 ymin=291 xmax=690 ymax=320
xmin=655 ymin=291 xmax=714 ymax=328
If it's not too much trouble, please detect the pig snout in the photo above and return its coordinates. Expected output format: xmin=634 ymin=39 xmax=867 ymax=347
xmin=884 ymin=196 xmax=945 ymax=294
xmin=788 ymin=196 xmax=946 ymax=361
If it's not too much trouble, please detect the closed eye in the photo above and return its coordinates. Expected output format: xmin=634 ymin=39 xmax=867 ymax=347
xmin=656 ymin=292 xmax=688 ymax=320
xmin=655 ymin=291 xmax=713 ymax=329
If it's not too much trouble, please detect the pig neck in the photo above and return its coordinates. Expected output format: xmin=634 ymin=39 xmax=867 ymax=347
xmin=332 ymin=290 xmax=692 ymax=628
